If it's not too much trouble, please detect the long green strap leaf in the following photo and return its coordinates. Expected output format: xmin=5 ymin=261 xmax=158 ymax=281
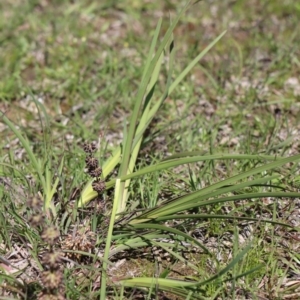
xmin=130 ymin=223 xmax=211 ymax=255
xmin=133 ymin=174 xmax=280 ymax=220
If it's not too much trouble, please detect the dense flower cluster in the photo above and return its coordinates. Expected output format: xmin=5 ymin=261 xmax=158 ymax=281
xmin=82 ymin=142 xmax=106 ymax=194
xmin=28 ymin=197 xmax=65 ymax=300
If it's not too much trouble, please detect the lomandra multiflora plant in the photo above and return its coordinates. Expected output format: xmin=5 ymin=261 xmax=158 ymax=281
xmin=75 ymin=3 xmax=300 ymax=300
xmin=2 ymin=1 xmax=300 ymax=299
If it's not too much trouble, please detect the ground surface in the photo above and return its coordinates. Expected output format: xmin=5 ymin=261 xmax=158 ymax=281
xmin=0 ymin=1 xmax=300 ymax=299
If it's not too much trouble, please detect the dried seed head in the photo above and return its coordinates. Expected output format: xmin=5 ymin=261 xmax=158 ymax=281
xmin=41 ymin=226 xmax=60 ymax=245
xmin=82 ymin=142 xmax=97 ymax=154
xmin=88 ymin=166 xmax=102 ymax=178
xmin=62 ymin=229 xmax=96 ymax=260
xmin=41 ymin=270 xmax=63 ymax=290
xmin=92 ymin=179 xmax=106 ymax=193
xmin=85 ymin=156 xmax=99 ymax=169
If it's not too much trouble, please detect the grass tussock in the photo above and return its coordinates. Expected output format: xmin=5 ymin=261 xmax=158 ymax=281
xmin=1 ymin=1 xmax=300 ymax=299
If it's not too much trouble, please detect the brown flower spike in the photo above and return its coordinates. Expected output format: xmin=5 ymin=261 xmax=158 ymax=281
xmin=85 ymin=156 xmax=99 ymax=169
xmin=42 ymin=251 xmax=62 ymax=269
xmin=82 ymin=142 xmax=97 ymax=154
xmin=88 ymin=166 xmax=102 ymax=178
xmin=41 ymin=226 xmax=60 ymax=245
xmin=41 ymin=270 xmax=63 ymax=290
xmin=92 ymin=179 xmax=106 ymax=193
